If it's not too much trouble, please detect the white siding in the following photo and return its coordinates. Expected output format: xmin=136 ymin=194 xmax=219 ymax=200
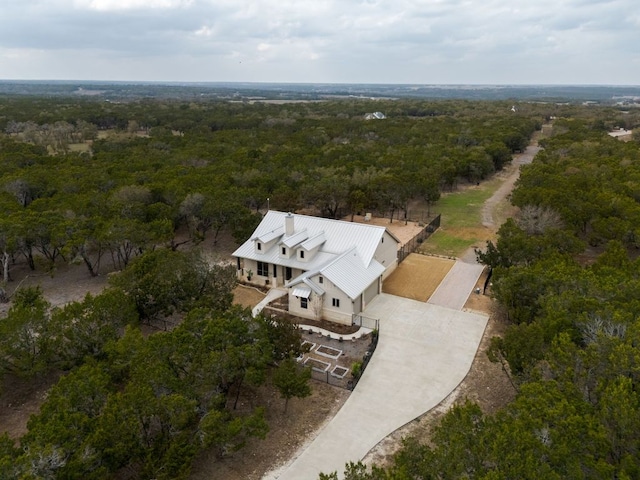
xmin=375 ymin=231 xmax=399 ymax=280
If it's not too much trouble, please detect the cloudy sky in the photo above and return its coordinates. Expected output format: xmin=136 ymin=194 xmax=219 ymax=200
xmin=1 ymin=0 xmax=638 ymax=84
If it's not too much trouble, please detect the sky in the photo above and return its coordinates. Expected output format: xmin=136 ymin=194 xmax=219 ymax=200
xmin=1 ymin=0 xmax=639 ymax=85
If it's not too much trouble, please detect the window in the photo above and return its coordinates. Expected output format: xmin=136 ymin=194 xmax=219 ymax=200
xmin=299 ymin=250 xmax=305 ymax=259
xmin=281 ymin=247 xmax=286 ymax=255
xmin=300 ymin=297 xmax=308 ymax=309
xmin=257 ymin=242 xmax=262 ymax=251
xmin=257 ymin=261 xmax=269 ymax=277
xmin=318 ymin=276 xmax=323 ymax=284
xmin=332 ymin=298 xmax=340 ymax=308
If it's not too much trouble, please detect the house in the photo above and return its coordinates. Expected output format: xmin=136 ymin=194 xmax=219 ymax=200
xmin=364 ymin=112 xmax=386 ymax=120
xmin=232 ymin=211 xmax=400 ymax=325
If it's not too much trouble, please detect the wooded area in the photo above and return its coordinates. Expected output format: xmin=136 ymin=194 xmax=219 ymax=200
xmin=0 ymin=94 xmax=639 ymax=478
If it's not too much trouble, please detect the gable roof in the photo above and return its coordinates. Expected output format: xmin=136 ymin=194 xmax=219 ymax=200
xmin=286 ymin=247 xmax=384 ymax=300
xmin=234 ymin=210 xmax=396 ymax=267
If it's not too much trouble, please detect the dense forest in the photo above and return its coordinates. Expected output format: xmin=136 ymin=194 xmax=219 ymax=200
xmin=321 ymin=115 xmax=640 ymax=478
xmin=0 ymin=94 xmax=639 ymax=478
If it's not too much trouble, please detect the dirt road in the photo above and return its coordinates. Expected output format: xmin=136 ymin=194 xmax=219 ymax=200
xmin=481 ymin=143 xmax=541 ymax=230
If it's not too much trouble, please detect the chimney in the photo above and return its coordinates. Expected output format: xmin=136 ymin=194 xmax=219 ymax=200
xmin=285 ymin=212 xmax=294 ymax=236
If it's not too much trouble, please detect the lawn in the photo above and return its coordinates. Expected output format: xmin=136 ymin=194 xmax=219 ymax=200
xmin=419 ymin=177 xmax=503 ymax=257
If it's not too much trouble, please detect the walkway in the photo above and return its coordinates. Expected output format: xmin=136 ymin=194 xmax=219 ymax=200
xmin=270 ymin=293 xmax=488 ymax=480
xmin=427 ymin=260 xmax=485 ymax=310
xmin=251 ymin=288 xmax=287 ymax=317
xmin=252 ymin=288 xmax=372 ymax=340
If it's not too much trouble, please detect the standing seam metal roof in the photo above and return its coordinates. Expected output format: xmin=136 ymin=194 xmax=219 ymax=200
xmin=237 ymin=210 xmax=388 ymax=267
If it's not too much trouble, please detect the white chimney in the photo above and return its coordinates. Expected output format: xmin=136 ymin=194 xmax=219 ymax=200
xmin=285 ymin=212 xmax=294 ymax=236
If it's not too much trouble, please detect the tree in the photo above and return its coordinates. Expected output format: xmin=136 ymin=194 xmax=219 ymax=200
xmin=272 ymin=357 xmax=311 ymax=412
xmin=303 ymin=167 xmax=350 ymax=219
xmin=109 ymin=249 xmax=236 ymax=322
xmin=48 ymin=289 xmax=138 ymax=368
xmin=19 ymin=363 xmax=113 ymax=479
xmin=0 ymin=287 xmax=51 ymax=377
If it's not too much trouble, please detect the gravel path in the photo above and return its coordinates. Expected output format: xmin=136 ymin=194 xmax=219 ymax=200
xmin=481 ymin=144 xmax=541 ymax=229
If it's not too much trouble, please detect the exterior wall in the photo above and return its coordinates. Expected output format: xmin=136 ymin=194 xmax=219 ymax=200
xmin=287 ymin=275 xmax=354 ymax=326
xmin=288 ymin=292 xmax=317 ymax=322
xmin=363 ymin=278 xmax=378 ymax=309
xmin=353 ymin=294 xmax=363 ymax=315
xmin=318 ymin=275 xmax=354 ymax=326
xmin=321 ymin=308 xmax=353 ymax=326
xmin=375 ymin=231 xmax=399 ymax=280
xmin=237 ymin=259 xmax=293 ymax=288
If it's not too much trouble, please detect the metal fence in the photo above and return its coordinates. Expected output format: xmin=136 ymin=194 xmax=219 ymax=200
xmin=352 ymin=313 xmax=379 ymax=330
xmin=397 ymin=214 xmax=441 ymax=264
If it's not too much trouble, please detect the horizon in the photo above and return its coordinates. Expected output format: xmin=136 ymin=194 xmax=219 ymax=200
xmin=1 ymin=79 xmax=640 ymax=88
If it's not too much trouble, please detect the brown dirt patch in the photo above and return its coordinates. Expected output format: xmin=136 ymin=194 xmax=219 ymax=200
xmin=0 ymin=372 xmax=63 ymax=441
xmin=382 ymin=254 xmax=454 ymax=301
xmin=190 ymin=381 xmax=349 ymax=480
xmin=233 ymin=284 xmax=267 ymax=309
xmin=346 ymin=215 xmax=426 ymax=246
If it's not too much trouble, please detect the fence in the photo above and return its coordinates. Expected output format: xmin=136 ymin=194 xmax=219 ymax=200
xmin=397 ymin=214 xmax=441 ymax=264
xmin=352 ymin=313 xmax=379 ymax=330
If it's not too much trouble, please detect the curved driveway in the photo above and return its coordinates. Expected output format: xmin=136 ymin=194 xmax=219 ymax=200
xmin=272 ymin=265 xmax=488 ymax=479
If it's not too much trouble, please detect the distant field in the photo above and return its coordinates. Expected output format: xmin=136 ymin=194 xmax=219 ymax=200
xmin=383 ymin=254 xmax=454 ymax=302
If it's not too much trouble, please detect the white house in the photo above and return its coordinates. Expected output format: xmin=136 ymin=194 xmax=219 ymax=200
xmin=232 ymin=211 xmax=400 ymax=325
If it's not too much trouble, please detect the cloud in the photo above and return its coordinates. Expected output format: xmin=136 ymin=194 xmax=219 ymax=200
xmin=0 ymin=0 xmax=638 ymax=83
xmin=74 ymin=0 xmax=193 ymax=11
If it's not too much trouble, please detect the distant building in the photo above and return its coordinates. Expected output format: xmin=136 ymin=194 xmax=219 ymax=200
xmin=232 ymin=211 xmax=400 ymax=325
xmin=364 ymin=112 xmax=386 ymax=120
xmin=608 ymin=128 xmax=632 ymax=139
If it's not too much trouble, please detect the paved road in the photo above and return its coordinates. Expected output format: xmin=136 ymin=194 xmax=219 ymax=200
xmin=270 ymin=292 xmax=488 ymax=480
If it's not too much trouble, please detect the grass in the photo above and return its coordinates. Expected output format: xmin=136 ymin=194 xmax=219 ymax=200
xmin=420 ymin=176 xmax=505 ymax=257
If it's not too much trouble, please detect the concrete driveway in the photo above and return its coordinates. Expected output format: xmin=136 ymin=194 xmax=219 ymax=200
xmin=271 ymin=292 xmax=488 ymax=479
xmin=427 ymin=260 xmax=485 ymax=310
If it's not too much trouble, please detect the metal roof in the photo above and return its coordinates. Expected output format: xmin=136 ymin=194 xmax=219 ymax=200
xmin=291 ymin=286 xmax=311 ymax=298
xmin=233 ymin=211 xmax=396 ymax=300
xmin=255 ymin=226 xmax=284 ymax=244
xmin=286 ymin=247 xmax=384 ymax=300
xmin=301 ymin=231 xmax=326 ymax=251
xmin=235 ymin=210 xmax=390 ymax=267
xmin=281 ymin=229 xmax=309 ymax=248
xmin=320 ymin=247 xmax=385 ymax=299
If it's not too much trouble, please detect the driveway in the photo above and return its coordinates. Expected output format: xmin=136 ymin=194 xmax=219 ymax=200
xmin=427 ymin=260 xmax=485 ymax=310
xmin=271 ymin=292 xmax=488 ymax=479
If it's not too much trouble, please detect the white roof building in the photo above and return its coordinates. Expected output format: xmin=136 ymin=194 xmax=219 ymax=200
xmin=232 ymin=211 xmax=400 ymax=325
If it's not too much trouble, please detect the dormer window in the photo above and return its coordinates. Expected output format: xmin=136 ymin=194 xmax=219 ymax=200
xmin=299 ymin=250 xmax=305 ymax=259
xmin=282 ymin=247 xmax=286 ymax=255
xmin=318 ymin=276 xmax=323 ymax=284
xmin=257 ymin=242 xmax=262 ymax=251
